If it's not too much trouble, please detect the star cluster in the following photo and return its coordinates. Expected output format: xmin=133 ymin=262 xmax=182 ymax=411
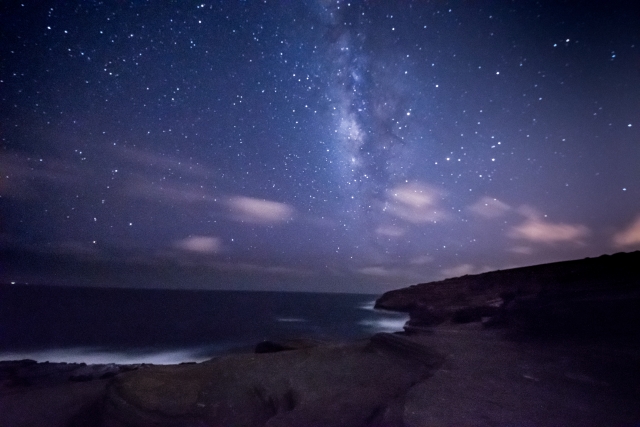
xmin=1 ymin=1 xmax=639 ymax=292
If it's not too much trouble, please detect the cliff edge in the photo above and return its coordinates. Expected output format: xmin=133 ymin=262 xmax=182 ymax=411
xmin=375 ymin=251 xmax=640 ymax=337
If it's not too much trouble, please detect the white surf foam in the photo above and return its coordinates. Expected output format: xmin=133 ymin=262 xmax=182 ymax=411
xmin=0 ymin=347 xmax=216 ymax=365
xmin=358 ymin=317 xmax=408 ymax=333
xmin=357 ymin=300 xmax=377 ymax=311
xmin=276 ymin=317 xmax=307 ymax=323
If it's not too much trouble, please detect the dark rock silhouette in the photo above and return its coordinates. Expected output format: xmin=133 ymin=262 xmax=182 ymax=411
xmin=255 ymin=338 xmax=325 ymax=354
xmin=376 ymin=251 xmax=640 ymax=339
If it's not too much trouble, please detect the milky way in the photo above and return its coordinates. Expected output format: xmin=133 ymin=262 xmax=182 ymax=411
xmin=1 ymin=1 xmax=639 ymax=292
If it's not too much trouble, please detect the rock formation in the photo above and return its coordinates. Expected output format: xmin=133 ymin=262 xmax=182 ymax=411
xmin=99 ymin=336 xmax=443 ymax=427
xmin=376 ymin=251 xmax=640 ymax=338
xmin=3 ymin=329 xmax=639 ymax=426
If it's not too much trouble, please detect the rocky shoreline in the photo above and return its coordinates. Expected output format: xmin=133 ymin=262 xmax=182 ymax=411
xmin=1 ymin=335 xmax=444 ymax=427
xmin=2 ymin=251 xmax=640 ymax=426
xmin=2 ymin=328 xmax=639 ymax=426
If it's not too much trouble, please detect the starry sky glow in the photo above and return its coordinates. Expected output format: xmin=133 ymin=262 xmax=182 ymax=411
xmin=1 ymin=1 xmax=639 ymax=292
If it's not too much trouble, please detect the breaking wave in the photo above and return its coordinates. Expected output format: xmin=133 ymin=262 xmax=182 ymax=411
xmin=0 ymin=346 xmax=230 ymax=365
xmin=358 ymin=317 xmax=408 ymax=333
xmin=357 ymin=300 xmax=377 ymax=311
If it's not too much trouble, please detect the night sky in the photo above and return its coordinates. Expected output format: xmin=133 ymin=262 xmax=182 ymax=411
xmin=1 ymin=1 xmax=639 ymax=293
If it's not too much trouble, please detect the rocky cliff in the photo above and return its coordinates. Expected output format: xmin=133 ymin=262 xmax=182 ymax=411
xmin=376 ymin=251 xmax=640 ymax=337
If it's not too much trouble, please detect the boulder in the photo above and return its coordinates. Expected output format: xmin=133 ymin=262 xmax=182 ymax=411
xmin=100 ymin=339 xmax=443 ymax=427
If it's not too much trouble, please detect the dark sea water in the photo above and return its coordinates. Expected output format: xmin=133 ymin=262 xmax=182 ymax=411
xmin=0 ymin=285 xmax=407 ymax=364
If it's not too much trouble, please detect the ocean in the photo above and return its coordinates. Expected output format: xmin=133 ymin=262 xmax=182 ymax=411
xmin=0 ymin=285 xmax=408 ymax=364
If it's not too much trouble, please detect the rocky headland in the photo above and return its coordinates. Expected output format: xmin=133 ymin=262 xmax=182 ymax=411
xmin=376 ymin=251 xmax=640 ymax=339
xmin=2 ymin=251 xmax=640 ymax=426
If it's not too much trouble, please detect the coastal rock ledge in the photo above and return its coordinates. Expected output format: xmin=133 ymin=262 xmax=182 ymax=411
xmin=3 ymin=327 xmax=640 ymax=426
xmin=99 ymin=335 xmax=443 ymax=427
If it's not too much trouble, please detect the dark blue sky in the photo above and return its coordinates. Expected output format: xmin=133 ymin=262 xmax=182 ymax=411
xmin=1 ymin=1 xmax=639 ymax=293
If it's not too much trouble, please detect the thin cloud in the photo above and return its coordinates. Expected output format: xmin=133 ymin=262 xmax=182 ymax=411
xmin=613 ymin=215 xmax=640 ymax=247
xmin=509 ymin=246 xmax=534 ymax=255
xmin=356 ymin=266 xmax=422 ymax=281
xmin=0 ymin=152 xmax=85 ymax=198
xmin=227 ymin=196 xmax=295 ymax=224
xmin=384 ymin=182 xmax=446 ymax=224
xmin=53 ymin=241 xmax=102 ymax=256
xmin=508 ymin=211 xmax=589 ymax=245
xmin=375 ymin=225 xmax=405 ymax=237
xmin=115 ymin=147 xmax=213 ymax=179
xmin=127 ymin=177 xmax=217 ymax=204
xmin=357 ymin=266 xmax=396 ymax=277
xmin=212 ymin=261 xmax=314 ymax=276
xmin=441 ymin=263 xmax=492 ymax=278
xmin=441 ymin=263 xmax=476 ymax=278
xmin=175 ymin=236 xmax=222 ymax=254
xmin=410 ymin=255 xmax=434 ymax=265
xmin=469 ymin=196 xmax=511 ymax=219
